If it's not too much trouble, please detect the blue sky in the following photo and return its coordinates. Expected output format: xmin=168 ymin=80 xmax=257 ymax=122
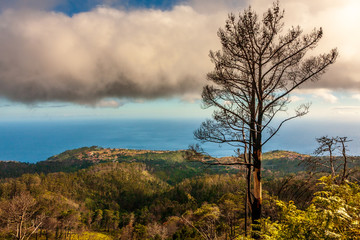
xmin=52 ymin=0 xmax=181 ymax=15
xmin=0 ymin=0 xmax=359 ymax=122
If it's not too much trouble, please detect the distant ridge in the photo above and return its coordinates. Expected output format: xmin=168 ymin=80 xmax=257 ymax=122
xmin=3 ymin=146 xmax=357 ymax=180
xmin=0 ymin=146 xmax=229 ymax=183
xmin=263 ymin=150 xmax=310 ymax=161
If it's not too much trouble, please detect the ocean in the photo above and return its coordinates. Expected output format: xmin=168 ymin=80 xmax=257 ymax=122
xmin=0 ymin=118 xmax=359 ymax=163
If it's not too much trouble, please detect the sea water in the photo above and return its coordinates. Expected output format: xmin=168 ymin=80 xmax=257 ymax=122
xmin=0 ymin=118 xmax=358 ymax=163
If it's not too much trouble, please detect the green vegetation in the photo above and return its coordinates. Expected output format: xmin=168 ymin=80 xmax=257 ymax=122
xmin=0 ymin=147 xmax=236 ymax=184
xmin=262 ymin=176 xmax=360 ymax=239
xmin=0 ymin=147 xmax=359 ymax=239
xmin=262 ymin=151 xmax=309 ymax=175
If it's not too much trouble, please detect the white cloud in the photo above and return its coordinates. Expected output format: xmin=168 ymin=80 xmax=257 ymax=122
xmin=0 ymin=0 xmax=358 ymax=106
xmin=185 ymin=0 xmax=246 ymax=13
xmin=0 ymin=6 xmax=225 ymax=104
xmin=351 ymin=94 xmax=360 ymax=101
xmin=95 ymin=99 xmax=123 ymax=108
xmin=250 ymin=0 xmax=360 ymax=90
xmin=180 ymin=93 xmax=202 ymax=103
xmin=316 ymin=90 xmax=338 ymax=103
xmin=295 ymin=89 xmax=338 ymax=103
xmin=333 ymin=106 xmax=360 ymax=116
xmin=289 ymin=95 xmax=304 ymax=103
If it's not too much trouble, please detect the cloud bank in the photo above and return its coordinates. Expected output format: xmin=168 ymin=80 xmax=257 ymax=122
xmin=251 ymin=0 xmax=360 ymax=92
xmin=0 ymin=6 xmax=225 ymax=104
xmin=0 ymin=0 xmax=358 ymax=105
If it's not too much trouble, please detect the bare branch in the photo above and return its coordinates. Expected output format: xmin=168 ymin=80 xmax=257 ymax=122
xmin=194 ymin=1 xmax=338 ymax=228
xmin=262 ymin=103 xmax=310 ymax=146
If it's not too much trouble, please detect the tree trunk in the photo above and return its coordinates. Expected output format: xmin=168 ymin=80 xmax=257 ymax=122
xmin=245 ymin=163 xmax=251 ymax=236
xmin=244 ymin=138 xmax=251 ymax=237
xmin=340 ymin=139 xmax=348 ymax=183
xmin=329 ymin=150 xmax=335 ymax=177
xmin=251 ymin=148 xmax=262 ymax=238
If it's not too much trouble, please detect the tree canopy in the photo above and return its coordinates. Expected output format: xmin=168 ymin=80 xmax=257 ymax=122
xmin=194 ymin=1 xmax=338 ymax=231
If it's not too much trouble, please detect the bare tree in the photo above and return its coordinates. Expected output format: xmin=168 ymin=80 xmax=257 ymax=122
xmin=314 ymin=136 xmax=338 ymax=177
xmin=302 ymin=136 xmax=353 ymax=183
xmin=146 ymin=222 xmax=168 ymax=240
xmin=191 ymin=1 xmax=338 ymax=235
xmin=0 ymin=192 xmax=43 ymax=240
xmin=337 ymin=137 xmax=352 ymax=183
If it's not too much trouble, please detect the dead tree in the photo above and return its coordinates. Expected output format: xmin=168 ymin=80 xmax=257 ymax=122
xmin=0 ymin=192 xmax=43 ymax=240
xmin=338 ymin=137 xmax=352 ymax=183
xmin=314 ymin=136 xmax=338 ymax=177
xmin=191 ymin=1 xmax=338 ymax=236
xmin=302 ymin=136 xmax=353 ymax=183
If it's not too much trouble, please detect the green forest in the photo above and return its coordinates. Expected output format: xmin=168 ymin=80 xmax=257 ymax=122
xmin=0 ymin=146 xmax=359 ymax=239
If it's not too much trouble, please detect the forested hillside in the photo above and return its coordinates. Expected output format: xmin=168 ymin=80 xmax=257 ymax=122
xmin=0 ymin=147 xmax=312 ymax=180
xmin=0 ymin=147 xmax=235 ymax=183
xmin=0 ymin=147 xmax=359 ymax=239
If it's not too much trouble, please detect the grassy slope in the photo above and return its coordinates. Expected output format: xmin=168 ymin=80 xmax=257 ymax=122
xmin=262 ymin=150 xmax=310 ymax=175
xmin=46 ymin=147 xmax=235 ymax=184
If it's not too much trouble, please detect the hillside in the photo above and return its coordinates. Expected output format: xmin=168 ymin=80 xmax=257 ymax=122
xmin=0 ymin=147 xmax=236 ymax=184
xmin=2 ymin=147 xmax=358 ymax=181
xmin=263 ymin=150 xmax=310 ymax=160
xmin=0 ymin=147 xmax=319 ymax=182
xmin=0 ymin=146 xmax=359 ymax=181
xmin=0 ymin=147 xmax=359 ymax=239
xmin=262 ymin=150 xmax=310 ymax=175
xmin=0 ymin=161 xmax=252 ymax=239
